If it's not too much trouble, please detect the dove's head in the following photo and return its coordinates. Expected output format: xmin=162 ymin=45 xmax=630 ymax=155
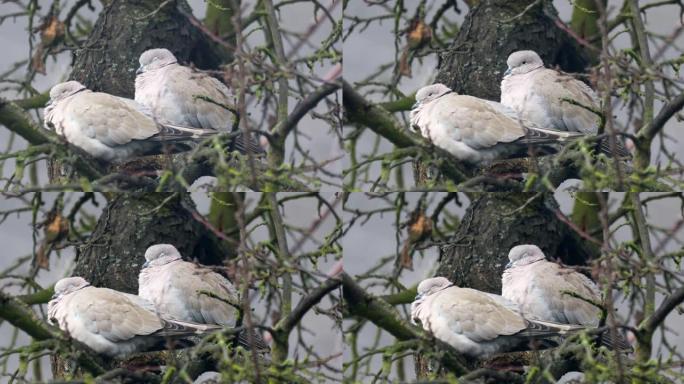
xmin=143 ymin=244 xmax=183 ymax=268
xmin=52 ymin=277 xmax=90 ymax=300
xmin=413 ymin=83 xmax=452 ymax=109
xmin=137 ymin=48 xmax=178 ymax=75
xmin=411 ymin=277 xmax=454 ymax=324
xmin=48 ymin=81 xmax=87 ymax=104
xmin=504 ymin=50 xmax=544 ymax=77
xmin=415 ymin=277 xmax=453 ymax=299
xmin=506 ymin=244 xmax=546 ymax=269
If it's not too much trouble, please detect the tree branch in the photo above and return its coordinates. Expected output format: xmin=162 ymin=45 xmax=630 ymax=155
xmin=342 ymin=272 xmax=419 ymax=341
xmin=640 ymin=91 xmax=684 ymax=142
xmin=17 ymin=286 xmax=54 ymax=305
xmin=279 ymin=81 xmax=341 ymax=138
xmin=275 ymin=276 xmax=341 ymax=335
xmin=640 ymin=285 xmax=684 ymax=335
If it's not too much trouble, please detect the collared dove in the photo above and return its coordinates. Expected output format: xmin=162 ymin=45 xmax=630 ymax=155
xmin=502 ymin=244 xmax=602 ymax=326
xmin=138 ymin=244 xmax=269 ymax=351
xmin=135 ymin=48 xmax=263 ymax=155
xmin=501 ymin=50 xmax=630 ymax=157
xmin=502 ymin=245 xmax=632 ymax=351
xmin=410 ymin=277 xmax=584 ymax=357
xmin=47 ymin=277 xmax=221 ymax=357
xmin=44 ymin=81 xmax=218 ymax=162
xmin=410 ymin=83 xmax=584 ymax=164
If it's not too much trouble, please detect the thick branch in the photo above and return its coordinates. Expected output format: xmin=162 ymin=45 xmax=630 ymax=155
xmin=0 ymin=98 xmax=53 ymax=146
xmin=342 ymin=272 xmax=420 ymax=341
xmin=267 ymin=193 xmax=293 ymax=363
xmin=342 ymin=80 xmax=417 ymax=148
xmin=0 ymin=290 xmax=54 ymax=340
xmin=18 ymin=287 xmax=54 ymax=305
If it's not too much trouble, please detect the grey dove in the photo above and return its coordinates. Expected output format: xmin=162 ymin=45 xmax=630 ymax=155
xmin=135 ymin=48 xmax=262 ymax=155
xmin=502 ymin=245 xmax=632 ymax=351
xmin=138 ymin=244 xmax=269 ymax=351
xmin=410 ymin=83 xmax=584 ymax=164
xmin=502 ymin=244 xmax=602 ymax=326
xmin=410 ymin=277 xmax=584 ymax=357
xmin=47 ymin=277 xmax=222 ymax=357
xmin=44 ymin=81 xmax=218 ymax=162
xmin=501 ymin=50 xmax=630 ymax=157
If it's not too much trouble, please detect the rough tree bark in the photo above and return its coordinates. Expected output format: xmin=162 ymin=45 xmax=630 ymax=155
xmin=73 ymin=193 xmax=233 ymax=292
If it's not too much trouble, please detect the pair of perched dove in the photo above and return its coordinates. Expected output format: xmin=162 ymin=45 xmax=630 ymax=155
xmin=502 ymin=50 xmax=630 ymax=158
xmin=410 ymin=50 xmax=630 ymax=163
xmin=138 ymin=244 xmax=269 ymax=351
xmin=47 ymin=276 xmax=222 ymax=357
xmin=410 ymin=83 xmax=583 ymax=164
xmin=45 ymin=81 xmax=219 ymax=162
xmin=410 ymin=277 xmax=584 ymax=357
xmin=44 ymin=48 xmax=261 ymax=162
xmin=47 ymin=244 xmax=268 ymax=357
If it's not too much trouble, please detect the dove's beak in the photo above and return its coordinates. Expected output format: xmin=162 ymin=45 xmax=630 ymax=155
xmin=505 ymin=260 xmax=514 ymax=269
xmin=136 ymin=66 xmax=144 ymax=75
xmin=411 ymin=101 xmax=419 ymax=109
xmin=142 ymin=260 xmax=150 ymax=268
xmin=414 ymin=293 xmax=423 ymax=301
xmin=504 ymin=67 xmax=512 ymax=77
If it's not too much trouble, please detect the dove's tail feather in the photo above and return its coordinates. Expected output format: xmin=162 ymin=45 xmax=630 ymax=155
xmin=235 ymin=328 xmax=271 ymax=352
xmin=597 ymin=136 xmax=632 ymax=159
xmin=152 ymin=123 xmax=218 ymax=142
xmin=599 ymin=330 xmax=633 ymax=352
xmin=157 ymin=319 xmax=223 ymax=337
xmin=521 ymin=319 xmax=585 ymax=338
xmin=229 ymin=131 xmax=266 ymax=156
xmin=518 ymin=127 xmax=585 ymax=145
